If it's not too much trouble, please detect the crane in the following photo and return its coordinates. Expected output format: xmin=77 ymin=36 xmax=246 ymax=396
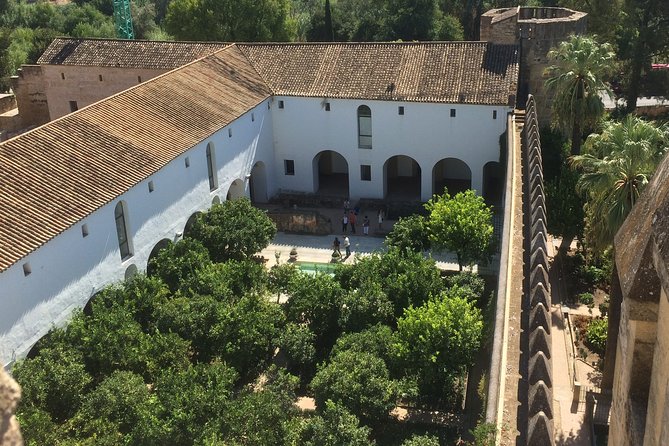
xmin=113 ymin=0 xmax=135 ymax=40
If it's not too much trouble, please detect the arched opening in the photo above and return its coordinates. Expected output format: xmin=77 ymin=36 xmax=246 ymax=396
xmin=383 ymin=155 xmax=421 ymax=201
xmin=250 ymin=161 xmax=268 ymax=203
xmin=124 ymin=264 xmax=138 ymax=281
xmin=226 ymin=179 xmax=245 ymax=201
xmin=432 ymin=158 xmax=471 ymax=196
xmin=212 ymin=196 xmax=221 ymax=205
xmin=184 ymin=211 xmax=202 ymax=238
xmin=483 ymin=161 xmax=504 ymax=207
xmin=312 ymin=150 xmax=349 ymax=197
xmin=146 ymin=239 xmax=172 ymax=276
xmin=357 ymin=105 xmax=372 ymax=148
xmin=83 ymin=290 xmax=105 ymax=316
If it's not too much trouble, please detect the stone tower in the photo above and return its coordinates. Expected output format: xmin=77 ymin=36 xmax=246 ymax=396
xmin=481 ymin=6 xmax=587 ymax=125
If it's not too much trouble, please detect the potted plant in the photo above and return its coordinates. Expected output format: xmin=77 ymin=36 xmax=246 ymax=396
xmin=289 ymin=247 xmax=298 ymax=261
xmin=331 ymin=249 xmax=341 ymax=263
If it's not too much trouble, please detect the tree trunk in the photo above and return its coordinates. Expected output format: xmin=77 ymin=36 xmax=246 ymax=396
xmin=570 ymin=118 xmax=582 ymax=155
xmin=626 ymin=8 xmax=651 ymax=114
xmin=601 ymin=258 xmax=622 ymax=389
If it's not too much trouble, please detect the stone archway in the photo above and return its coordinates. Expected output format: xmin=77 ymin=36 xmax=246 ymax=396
xmin=146 ymin=239 xmax=172 ymax=276
xmin=250 ymin=161 xmax=268 ymax=203
xmin=312 ymin=150 xmax=349 ymax=197
xmin=124 ymin=264 xmax=139 ymax=280
xmin=212 ymin=196 xmax=221 ymax=205
xmin=483 ymin=161 xmax=504 ymax=206
xmin=383 ymin=155 xmax=421 ymax=201
xmin=432 ymin=158 xmax=471 ymax=196
xmin=183 ymin=211 xmax=202 ymax=238
xmin=226 ymin=179 xmax=245 ymax=201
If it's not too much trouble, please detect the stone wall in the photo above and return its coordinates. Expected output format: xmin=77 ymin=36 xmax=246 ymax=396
xmin=268 ymin=209 xmax=333 ymax=235
xmin=10 ymin=65 xmax=49 ymax=129
xmin=523 ymin=95 xmax=554 ymax=445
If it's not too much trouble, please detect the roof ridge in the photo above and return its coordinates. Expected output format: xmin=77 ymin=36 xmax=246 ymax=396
xmin=235 ymin=43 xmax=276 ymax=95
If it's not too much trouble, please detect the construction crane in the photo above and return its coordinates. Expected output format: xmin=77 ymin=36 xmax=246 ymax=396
xmin=113 ymin=0 xmax=135 ymax=40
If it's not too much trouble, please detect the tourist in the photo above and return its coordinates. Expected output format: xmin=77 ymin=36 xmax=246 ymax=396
xmin=344 ymin=199 xmax=350 ymax=213
xmin=343 ymin=235 xmax=351 ymax=257
xmin=342 ymin=212 xmax=348 ymax=232
xmin=363 ymin=216 xmax=370 ymax=235
xmin=377 ymin=209 xmax=384 ymax=230
xmin=333 ymin=237 xmax=341 ymax=256
xmin=349 ymin=210 xmax=357 ymax=234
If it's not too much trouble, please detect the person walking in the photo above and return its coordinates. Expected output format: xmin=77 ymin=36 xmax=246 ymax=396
xmin=363 ymin=216 xmax=370 ymax=235
xmin=377 ymin=209 xmax=384 ymax=230
xmin=349 ymin=210 xmax=357 ymax=234
xmin=342 ymin=212 xmax=348 ymax=233
xmin=343 ymin=235 xmax=351 ymax=257
xmin=333 ymin=237 xmax=341 ymax=256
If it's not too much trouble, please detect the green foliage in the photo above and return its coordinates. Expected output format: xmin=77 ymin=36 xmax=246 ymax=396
xmin=586 ymin=318 xmax=608 ymax=353
xmin=401 ymin=434 xmax=440 ymax=446
xmin=545 ymin=35 xmax=615 ymax=154
xmin=578 ymin=292 xmax=594 ymax=305
xmin=445 ymin=271 xmax=486 ymax=303
xmin=385 ymin=214 xmax=430 ymax=253
xmin=185 ymin=259 xmax=269 ymax=300
xmin=312 ymin=349 xmax=399 ymax=423
xmin=189 ymin=199 xmax=277 ymax=262
xmin=269 ymin=262 xmax=299 ymax=296
xmin=470 ymin=421 xmax=497 ymax=446
xmin=335 ymin=248 xmax=444 ymax=318
xmin=279 ymin=322 xmax=317 ymax=378
xmin=339 ymin=281 xmax=395 ymax=332
xmin=426 ymin=189 xmax=495 ymax=270
xmin=148 ymin=238 xmax=211 ymax=293
xmin=599 ymin=298 xmax=610 ymax=317
xmin=394 ymin=291 xmax=483 ymax=397
xmin=287 ymin=400 xmax=373 ymax=446
xmin=572 ymin=116 xmax=669 ymax=249
xmin=165 ymin=0 xmax=295 ymax=41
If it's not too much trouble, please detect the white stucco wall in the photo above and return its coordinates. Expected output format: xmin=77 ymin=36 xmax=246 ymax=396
xmin=0 ymin=100 xmax=275 ymax=366
xmin=270 ymin=96 xmax=509 ymax=201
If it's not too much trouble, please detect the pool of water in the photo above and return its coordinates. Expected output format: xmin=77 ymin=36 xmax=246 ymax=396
xmin=296 ymin=261 xmax=338 ymax=275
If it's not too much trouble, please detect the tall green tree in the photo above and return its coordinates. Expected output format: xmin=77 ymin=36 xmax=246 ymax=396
xmin=571 ymin=115 xmax=669 ymax=249
xmin=545 ymin=35 xmax=615 ymax=155
xmin=426 ymin=189 xmax=495 ymax=271
xmin=287 ymin=400 xmax=374 ymax=446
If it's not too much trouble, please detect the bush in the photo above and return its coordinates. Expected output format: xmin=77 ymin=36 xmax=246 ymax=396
xmin=578 ymin=292 xmax=594 ymax=305
xmin=599 ymin=299 xmax=610 ymax=317
xmin=586 ymin=318 xmax=608 ymax=354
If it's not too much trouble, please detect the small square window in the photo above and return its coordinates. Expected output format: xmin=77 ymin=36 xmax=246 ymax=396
xmin=325 ymin=102 xmax=331 ymax=111
xmin=493 ymin=110 xmax=497 ymax=119
xmin=99 ymin=74 xmax=103 ymax=81
xmin=450 ymin=109 xmax=456 ymax=117
xmin=228 ymin=128 xmax=232 ymax=138
xmin=251 ymin=113 xmax=255 ymax=122
xmin=284 ymin=159 xmax=295 ymax=176
xmin=398 ymin=106 xmax=404 ymax=115
xmin=61 ymin=73 xmax=65 ymax=80
xmin=185 ymin=157 xmax=190 ymax=168
xmin=82 ymin=224 xmax=89 ymax=237
xmin=138 ymin=76 xmax=142 ymax=83
xmin=23 ymin=262 xmax=31 ymax=276
xmin=69 ymin=101 xmax=78 ymax=112
xmin=148 ymin=181 xmax=155 ymax=192
xmin=278 ymin=100 xmax=284 ymax=109
xmin=268 ymin=102 xmax=271 ymax=109
xmin=360 ymin=165 xmax=371 ymax=181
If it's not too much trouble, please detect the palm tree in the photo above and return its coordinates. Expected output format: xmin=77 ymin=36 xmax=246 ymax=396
xmin=545 ymin=35 xmax=615 ymax=155
xmin=571 ymin=115 xmax=669 ymax=248
xmin=570 ymin=115 xmax=668 ymax=389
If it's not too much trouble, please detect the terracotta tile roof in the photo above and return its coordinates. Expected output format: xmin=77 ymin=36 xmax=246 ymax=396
xmin=0 ymin=45 xmax=271 ymax=271
xmin=37 ymin=38 xmax=229 ymax=69
xmin=238 ymin=42 xmax=519 ymax=105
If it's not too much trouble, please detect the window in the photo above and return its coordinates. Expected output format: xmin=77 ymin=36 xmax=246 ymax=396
xmin=357 ymin=105 xmax=372 ymax=148
xmin=148 ymin=181 xmax=154 ymax=192
xmin=325 ymin=102 xmax=331 ymax=111
xmin=61 ymin=73 xmax=65 ymax=80
xmin=23 ymin=263 xmax=31 ymax=276
xmin=185 ymin=156 xmax=190 ymax=168
xmin=228 ymin=128 xmax=232 ymax=138
xmin=284 ymin=159 xmax=295 ymax=176
xmin=206 ymin=142 xmax=218 ymax=190
xmin=137 ymin=76 xmax=142 ymax=83
xmin=360 ymin=165 xmax=371 ymax=181
xmin=114 ymin=201 xmax=132 ymax=260
xmin=493 ymin=110 xmax=497 ymax=119
xmin=268 ymin=102 xmax=271 ymax=109
xmin=251 ymin=113 xmax=255 ymax=122
xmin=278 ymin=100 xmax=284 ymax=109
xmin=450 ymin=108 xmax=456 ymax=117
xmin=81 ymin=224 xmax=89 ymax=237
xmin=99 ymin=74 xmax=103 ymax=81
xmin=69 ymin=101 xmax=78 ymax=112
xmin=398 ymin=106 xmax=404 ymax=115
